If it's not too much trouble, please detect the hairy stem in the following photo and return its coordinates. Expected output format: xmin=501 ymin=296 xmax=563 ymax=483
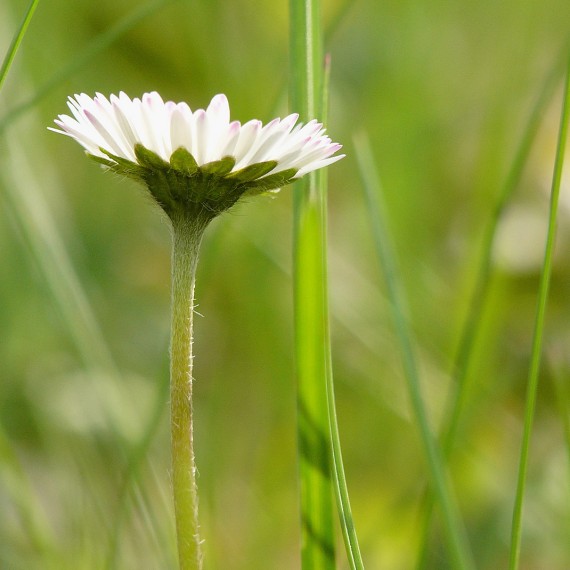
xmin=170 ymin=213 xmax=209 ymax=570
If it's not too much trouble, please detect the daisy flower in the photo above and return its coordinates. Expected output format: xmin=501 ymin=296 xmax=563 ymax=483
xmin=51 ymin=91 xmax=344 ymax=219
xmin=49 ymin=91 xmax=344 ymax=570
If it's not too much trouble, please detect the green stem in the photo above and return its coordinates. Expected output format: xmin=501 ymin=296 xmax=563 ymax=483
xmin=508 ymin=55 xmax=570 ymax=570
xmin=290 ymin=0 xmax=336 ymax=568
xmin=170 ymin=213 xmax=209 ymax=570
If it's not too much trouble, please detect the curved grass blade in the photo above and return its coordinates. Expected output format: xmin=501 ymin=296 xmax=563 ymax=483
xmin=321 ymin=55 xmax=365 ymax=570
xmin=0 ymin=0 xmax=177 ymax=133
xmin=416 ymin=45 xmax=569 ymax=569
xmin=0 ymin=0 xmax=179 ymax=554
xmin=0 ymin=1 xmax=133 ymax=564
xmin=0 ymin=136 xmax=167 ymax=566
xmin=0 ymin=0 xmax=41 ymax=93
xmin=508 ymin=54 xmax=570 ymax=570
xmin=290 ymin=0 xmax=336 ymax=567
xmin=440 ymin=44 xmax=570 ymax=458
xmin=354 ymin=132 xmax=475 ymax=570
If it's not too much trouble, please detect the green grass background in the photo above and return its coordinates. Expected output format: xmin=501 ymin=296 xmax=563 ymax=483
xmin=1 ymin=0 xmax=570 ymax=568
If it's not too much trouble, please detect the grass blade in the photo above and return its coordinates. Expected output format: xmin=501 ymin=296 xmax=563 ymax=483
xmin=320 ymin=55 xmax=365 ymax=570
xmin=0 ymin=0 xmax=176 ymax=133
xmin=0 ymin=140 xmax=120 ymax=397
xmin=508 ymin=54 xmax=570 ymax=570
xmin=440 ymin=45 xmax=570 ymax=457
xmin=290 ymin=0 xmax=336 ymax=567
xmin=326 ymin=369 xmax=365 ymax=570
xmin=354 ymin=132 xmax=475 ymax=570
xmin=416 ymin=46 xmax=569 ymax=569
xmin=0 ymin=0 xmax=41 ymax=93
xmin=0 ymin=2 xmax=151 ymax=563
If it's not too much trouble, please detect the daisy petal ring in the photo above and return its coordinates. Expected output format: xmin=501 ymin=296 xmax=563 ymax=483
xmin=51 ymin=91 xmax=344 ymax=220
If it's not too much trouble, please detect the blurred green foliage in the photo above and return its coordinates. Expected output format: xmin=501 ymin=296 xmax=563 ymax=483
xmin=1 ymin=0 xmax=569 ymax=568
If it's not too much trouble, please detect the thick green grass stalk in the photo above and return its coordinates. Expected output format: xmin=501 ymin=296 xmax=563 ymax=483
xmin=354 ymin=133 xmax=475 ymax=570
xmin=0 ymin=0 xmax=41 ymax=93
xmin=416 ymin=49 xmax=568 ymax=569
xmin=508 ymin=55 xmax=570 ymax=570
xmin=290 ymin=0 xmax=336 ymax=568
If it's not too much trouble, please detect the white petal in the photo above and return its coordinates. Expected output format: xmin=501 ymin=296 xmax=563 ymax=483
xmin=235 ymin=118 xmax=280 ymax=166
xmin=206 ymin=94 xmax=230 ymax=125
xmin=51 ymin=121 xmax=102 ymax=156
xmin=294 ymin=154 xmax=345 ymax=178
xmin=109 ymin=95 xmax=138 ymax=160
xmin=92 ymin=95 xmax=135 ymax=158
xmin=140 ymin=92 xmax=169 ymax=160
xmin=170 ymin=103 xmax=193 ymax=156
xmin=220 ymin=121 xmax=241 ymax=157
xmin=192 ymin=109 xmax=209 ymax=164
xmin=83 ymin=110 xmax=127 ymax=157
xmin=233 ymin=120 xmax=262 ymax=166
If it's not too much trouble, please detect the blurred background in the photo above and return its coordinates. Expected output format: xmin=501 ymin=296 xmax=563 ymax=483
xmin=1 ymin=0 xmax=570 ymax=568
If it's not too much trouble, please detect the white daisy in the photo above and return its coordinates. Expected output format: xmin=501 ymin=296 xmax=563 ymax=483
xmin=50 ymin=91 xmax=343 ymax=190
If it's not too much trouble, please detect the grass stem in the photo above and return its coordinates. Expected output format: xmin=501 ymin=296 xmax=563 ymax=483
xmin=416 ymin=47 xmax=568 ymax=569
xmin=508 ymin=54 xmax=570 ymax=570
xmin=290 ymin=0 xmax=336 ymax=567
xmin=355 ymin=132 xmax=475 ymax=570
xmin=321 ymin=55 xmax=365 ymax=570
xmin=0 ymin=0 xmax=41 ymax=93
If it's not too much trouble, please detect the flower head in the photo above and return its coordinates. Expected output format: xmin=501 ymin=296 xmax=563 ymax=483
xmin=50 ymin=92 xmax=344 ymax=221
